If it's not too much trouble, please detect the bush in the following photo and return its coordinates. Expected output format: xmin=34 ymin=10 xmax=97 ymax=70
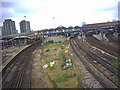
xmin=48 ymin=40 xmax=54 ymax=43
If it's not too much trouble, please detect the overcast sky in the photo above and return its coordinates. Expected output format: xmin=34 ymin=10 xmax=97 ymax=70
xmin=0 ymin=0 xmax=119 ymax=33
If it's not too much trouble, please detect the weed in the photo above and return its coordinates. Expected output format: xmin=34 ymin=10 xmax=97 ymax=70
xmin=112 ymin=62 xmax=120 ymax=69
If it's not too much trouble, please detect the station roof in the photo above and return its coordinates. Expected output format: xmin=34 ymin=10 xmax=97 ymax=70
xmin=27 ymin=34 xmax=42 ymax=38
xmin=83 ymin=21 xmax=120 ymax=28
xmin=13 ymin=36 xmax=31 ymax=39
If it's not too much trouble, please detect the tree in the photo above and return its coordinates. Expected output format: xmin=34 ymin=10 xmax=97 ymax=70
xmin=56 ymin=25 xmax=66 ymax=30
xmin=74 ymin=26 xmax=80 ymax=29
xmin=67 ymin=26 xmax=73 ymax=29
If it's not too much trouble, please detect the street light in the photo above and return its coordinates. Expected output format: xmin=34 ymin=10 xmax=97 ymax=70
xmin=53 ymin=17 xmax=55 ymax=28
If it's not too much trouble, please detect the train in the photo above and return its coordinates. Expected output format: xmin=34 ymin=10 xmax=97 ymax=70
xmin=70 ymin=33 xmax=75 ymax=38
xmin=0 ymin=40 xmax=15 ymax=49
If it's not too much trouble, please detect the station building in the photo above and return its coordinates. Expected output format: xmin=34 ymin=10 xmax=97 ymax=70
xmin=41 ymin=21 xmax=119 ymax=37
xmin=42 ymin=26 xmax=82 ymax=37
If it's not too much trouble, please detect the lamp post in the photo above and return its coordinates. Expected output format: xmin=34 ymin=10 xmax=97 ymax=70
xmin=53 ymin=17 xmax=55 ymax=28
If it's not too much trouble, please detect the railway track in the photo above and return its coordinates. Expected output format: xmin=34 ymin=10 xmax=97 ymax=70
xmin=75 ymin=37 xmax=119 ymax=74
xmin=70 ymin=38 xmax=119 ymax=88
xmin=85 ymin=34 xmax=118 ymax=57
xmin=70 ymin=39 xmax=109 ymax=88
xmin=81 ymin=38 xmax=118 ymax=65
xmin=75 ymin=37 xmax=120 ymax=86
xmin=2 ymin=40 xmax=42 ymax=88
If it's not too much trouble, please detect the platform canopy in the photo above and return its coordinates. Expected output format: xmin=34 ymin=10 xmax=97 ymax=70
xmin=12 ymin=36 xmax=32 ymax=40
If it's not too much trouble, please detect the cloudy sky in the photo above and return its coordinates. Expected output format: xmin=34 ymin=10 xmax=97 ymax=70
xmin=0 ymin=0 xmax=119 ymax=33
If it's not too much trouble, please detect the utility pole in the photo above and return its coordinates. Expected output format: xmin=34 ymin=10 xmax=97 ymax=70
xmin=53 ymin=17 xmax=55 ymax=28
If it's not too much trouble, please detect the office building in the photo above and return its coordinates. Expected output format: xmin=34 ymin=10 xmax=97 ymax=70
xmin=2 ymin=19 xmax=16 ymax=36
xmin=20 ymin=20 xmax=31 ymax=33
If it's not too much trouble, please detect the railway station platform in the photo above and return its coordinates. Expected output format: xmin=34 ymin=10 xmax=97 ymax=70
xmin=2 ymin=45 xmax=27 ymax=61
xmin=1 ymin=44 xmax=31 ymax=71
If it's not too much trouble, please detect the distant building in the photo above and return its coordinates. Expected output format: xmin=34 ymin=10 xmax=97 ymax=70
xmin=2 ymin=19 xmax=16 ymax=36
xmin=0 ymin=26 xmax=2 ymax=34
xmin=16 ymin=30 xmax=18 ymax=34
xmin=0 ymin=26 xmax=2 ymax=39
xmin=20 ymin=20 xmax=31 ymax=33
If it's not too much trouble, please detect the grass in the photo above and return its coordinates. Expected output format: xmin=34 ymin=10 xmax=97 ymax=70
xmin=112 ymin=56 xmax=120 ymax=69
xmin=54 ymin=74 xmax=70 ymax=83
xmin=112 ymin=60 xmax=120 ymax=69
xmin=112 ymin=62 xmax=119 ymax=69
xmin=54 ymin=73 xmax=77 ymax=88
xmin=44 ymin=41 xmax=68 ymax=47
xmin=43 ymin=56 xmax=58 ymax=64
xmin=60 ymin=50 xmax=65 ymax=61
xmin=62 ymin=41 xmax=68 ymax=44
xmin=41 ymin=40 xmax=78 ymax=88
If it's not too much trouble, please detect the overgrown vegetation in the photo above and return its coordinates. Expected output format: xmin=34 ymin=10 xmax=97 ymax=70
xmin=112 ymin=57 xmax=120 ymax=84
xmin=60 ymin=50 xmax=65 ymax=61
xmin=112 ymin=57 xmax=120 ymax=69
xmin=44 ymin=40 xmax=54 ymax=46
xmin=44 ymin=41 xmax=68 ymax=46
xmin=41 ymin=40 xmax=77 ymax=88
xmin=54 ymin=74 xmax=70 ymax=83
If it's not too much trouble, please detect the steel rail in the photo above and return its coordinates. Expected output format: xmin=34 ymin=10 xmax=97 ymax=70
xmin=70 ymin=39 xmax=110 ymax=88
xmin=73 ymin=38 xmax=119 ymax=87
xmin=75 ymin=37 xmax=119 ymax=75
